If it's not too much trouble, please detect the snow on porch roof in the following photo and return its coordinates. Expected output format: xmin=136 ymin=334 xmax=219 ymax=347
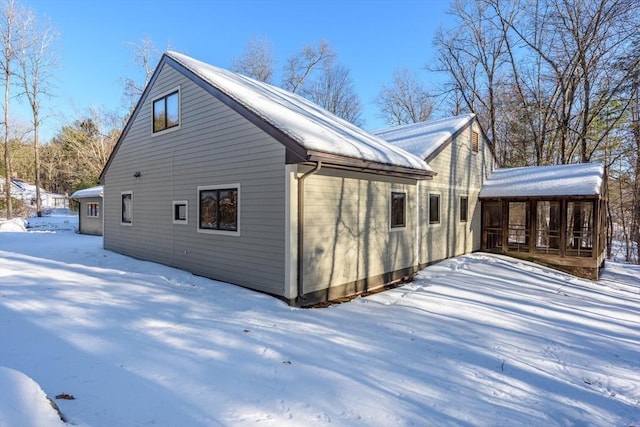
xmin=165 ymin=51 xmax=432 ymax=174
xmin=479 ymin=163 xmax=605 ymax=199
xmin=71 ymin=186 xmax=103 ymax=199
xmin=373 ymin=114 xmax=475 ymax=160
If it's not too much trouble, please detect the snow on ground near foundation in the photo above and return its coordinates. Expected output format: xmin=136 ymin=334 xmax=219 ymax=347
xmin=0 ymin=215 xmax=638 ymax=426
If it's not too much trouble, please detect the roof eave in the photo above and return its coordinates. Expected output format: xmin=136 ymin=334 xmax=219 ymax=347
xmin=307 ymin=151 xmax=434 ymax=180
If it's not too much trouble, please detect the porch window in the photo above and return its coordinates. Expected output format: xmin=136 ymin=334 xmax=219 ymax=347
xmin=390 ymin=192 xmax=406 ymax=228
xmin=198 ymin=185 xmax=239 ymax=235
xmin=508 ymin=202 xmax=528 ymax=251
xmin=536 ymin=201 xmax=560 ymax=253
xmin=566 ymin=201 xmax=594 ymax=257
xmin=482 ymin=201 xmax=502 ymax=250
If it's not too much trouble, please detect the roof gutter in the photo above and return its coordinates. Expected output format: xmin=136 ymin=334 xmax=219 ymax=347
xmin=296 ymin=161 xmax=322 ymax=305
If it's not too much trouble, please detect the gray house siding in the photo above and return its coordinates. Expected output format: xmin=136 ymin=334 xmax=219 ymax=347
xmin=77 ymin=197 xmax=103 ymax=236
xmin=103 ymin=64 xmax=287 ymax=296
xmin=301 ymin=167 xmax=418 ymax=300
xmin=418 ymin=122 xmax=493 ymax=265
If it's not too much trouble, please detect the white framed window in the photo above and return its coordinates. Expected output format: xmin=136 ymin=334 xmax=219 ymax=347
xmin=172 ymin=200 xmax=188 ymax=224
xmin=460 ymin=196 xmax=469 ymax=222
xmin=197 ymin=184 xmax=240 ymax=236
xmin=390 ymin=191 xmax=406 ymax=229
xmin=471 ymin=130 xmax=479 ymax=153
xmin=121 ymin=191 xmax=133 ymax=225
xmin=86 ymin=202 xmax=100 ymax=218
xmin=152 ymin=87 xmax=180 ymax=134
xmin=429 ymin=193 xmax=440 ymax=224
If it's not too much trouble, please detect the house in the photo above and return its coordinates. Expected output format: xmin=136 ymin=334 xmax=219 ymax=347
xmin=374 ymin=114 xmax=494 ymax=267
xmin=99 ymin=51 xmax=493 ymax=306
xmin=71 ymin=186 xmax=103 ymax=236
xmin=478 ymin=163 xmax=607 ymax=280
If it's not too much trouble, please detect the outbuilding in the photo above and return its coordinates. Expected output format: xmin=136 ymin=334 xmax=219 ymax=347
xmin=71 ymin=186 xmax=103 ymax=236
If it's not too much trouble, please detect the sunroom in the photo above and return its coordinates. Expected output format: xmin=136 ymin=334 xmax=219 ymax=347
xmin=478 ymin=163 xmax=607 ymax=280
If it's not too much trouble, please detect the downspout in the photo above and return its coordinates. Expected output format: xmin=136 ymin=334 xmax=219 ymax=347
xmin=297 ymin=161 xmax=322 ymax=304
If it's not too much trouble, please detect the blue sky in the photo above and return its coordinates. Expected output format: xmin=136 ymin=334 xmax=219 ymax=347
xmin=20 ymin=0 xmax=454 ymax=140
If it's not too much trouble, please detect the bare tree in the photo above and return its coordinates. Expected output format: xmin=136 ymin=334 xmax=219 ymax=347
xmin=301 ymin=63 xmax=363 ymax=126
xmin=231 ymin=36 xmax=275 ymax=83
xmin=282 ymin=39 xmax=335 ymax=93
xmin=432 ymin=0 xmax=507 ymax=165
xmin=0 ymin=0 xmax=24 ymax=219
xmin=375 ymin=68 xmax=434 ymax=125
xmin=122 ymin=36 xmax=162 ymax=109
xmin=17 ymin=7 xmax=59 ymax=216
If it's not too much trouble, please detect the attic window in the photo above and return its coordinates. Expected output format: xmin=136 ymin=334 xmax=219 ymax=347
xmin=153 ymin=90 xmax=180 ymax=133
xmin=472 ymin=131 xmax=479 ymax=153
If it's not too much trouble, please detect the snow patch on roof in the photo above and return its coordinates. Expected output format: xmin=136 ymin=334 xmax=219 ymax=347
xmin=479 ymin=163 xmax=604 ymax=198
xmin=71 ymin=186 xmax=103 ymax=199
xmin=166 ymin=51 xmax=432 ymax=173
xmin=373 ymin=114 xmax=475 ymax=160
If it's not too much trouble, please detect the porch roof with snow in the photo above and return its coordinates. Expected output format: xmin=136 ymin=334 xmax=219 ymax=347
xmin=101 ymin=51 xmax=434 ymax=182
xmin=71 ymin=186 xmax=103 ymax=199
xmin=479 ymin=163 xmax=605 ymax=200
xmin=373 ymin=114 xmax=475 ymax=161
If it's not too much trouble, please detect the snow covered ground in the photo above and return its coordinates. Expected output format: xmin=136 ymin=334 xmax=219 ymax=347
xmin=0 ymin=215 xmax=638 ymax=426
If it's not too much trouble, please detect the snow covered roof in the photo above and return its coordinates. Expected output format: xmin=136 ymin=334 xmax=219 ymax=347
xmin=479 ymin=163 xmax=605 ymax=199
xmin=373 ymin=114 xmax=475 ymax=160
xmin=71 ymin=186 xmax=103 ymax=199
xmin=164 ymin=51 xmax=433 ymax=177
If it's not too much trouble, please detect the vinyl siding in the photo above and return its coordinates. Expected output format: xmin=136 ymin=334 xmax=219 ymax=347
xmin=419 ymin=123 xmax=493 ymax=264
xmin=103 ymin=63 xmax=287 ymax=296
xmin=77 ymin=197 xmax=103 ymax=236
xmin=301 ymin=168 xmax=418 ymax=294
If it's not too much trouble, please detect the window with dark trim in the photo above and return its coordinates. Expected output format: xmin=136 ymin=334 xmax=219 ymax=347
xmin=429 ymin=194 xmax=440 ymax=224
xmin=173 ymin=201 xmax=188 ymax=224
xmin=472 ymin=131 xmax=479 ymax=153
xmin=199 ymin=187 xmax=238 ymax=232
xmin=391 ymin=192 xmax=406 ymax=228
xmin=153 ymin=90 xmax=179 ymax=133
xmin=460 ymin=196 xmax=468 ymax=222
xmin=87 ymin=202 xmax=99 ymax=218
xmin=121 ymin=192 xmax=132 ymax=225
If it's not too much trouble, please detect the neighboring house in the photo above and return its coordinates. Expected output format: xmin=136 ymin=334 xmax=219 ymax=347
xmin=374 ymin=114 xmax=494 ymax=267
xmin=71 ymin=186 xmax=103 ymax=236
xmin=0 ymin=177 xmax=69 ymax=211
xmin=478 ymin=163 xmax=606 ymax=280
xmin=99 ymin=51 xmax=493 ymax=306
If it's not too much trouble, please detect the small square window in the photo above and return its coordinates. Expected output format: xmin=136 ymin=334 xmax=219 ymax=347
xmin=153 ymin=90 xmax=180 ymax=133
xmin=121 ymin=192 xmax=132 ymax=225
xmin=460 ymin=196 xmax=468 ymax=222
xmin=390 ymin=192 xmax=406 ymax=228
xmin=173 ymin=201 xmax=188 ymax=224
xmin=429 ymin=194 xmax=440 ymax=224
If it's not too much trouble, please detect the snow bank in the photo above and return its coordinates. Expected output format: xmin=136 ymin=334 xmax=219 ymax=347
xmin=0 ymin=367 xmax=66 ymax=427
xmin=0 ymin=218 xmax=27 ymax=232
